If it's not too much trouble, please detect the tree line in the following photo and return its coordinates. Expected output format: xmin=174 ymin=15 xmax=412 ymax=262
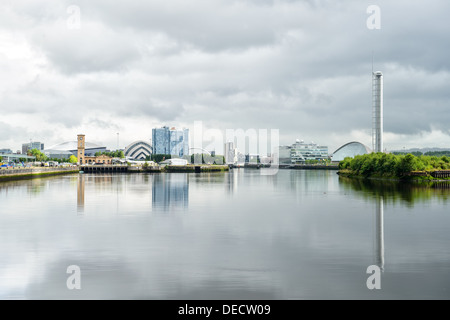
xmin=94 ymin=150 xmax=125 ymax=158
xmin=339 ymin=152 xmax=450 ymax=177
xmin=393 ymin=150 xmax=450 ymax=157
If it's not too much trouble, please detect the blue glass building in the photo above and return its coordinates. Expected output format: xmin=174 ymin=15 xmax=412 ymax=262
xmin=152 ymin=127 xmax=189 ymax=157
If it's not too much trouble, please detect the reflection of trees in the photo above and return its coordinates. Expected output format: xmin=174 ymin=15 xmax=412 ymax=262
xmin=339 ymin=176 xmax=450 ymax=206
xmin=0 ymin=178 xmax=55 ymax=195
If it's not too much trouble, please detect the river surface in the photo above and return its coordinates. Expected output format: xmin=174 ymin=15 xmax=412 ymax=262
xmin=0 ymin=169 xmax=449 ymax=299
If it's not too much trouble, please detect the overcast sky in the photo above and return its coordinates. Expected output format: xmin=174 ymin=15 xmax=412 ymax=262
xmin=1 ymin=0 xmax=449 ymax=153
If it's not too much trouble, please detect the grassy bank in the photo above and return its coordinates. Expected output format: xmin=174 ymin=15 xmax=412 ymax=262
xmin=338 ymin=153 xmax=450 ymax=181
xmin=0 ymin=169 xmax=79 ymax=182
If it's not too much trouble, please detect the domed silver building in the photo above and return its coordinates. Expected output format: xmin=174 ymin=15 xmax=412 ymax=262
xmin=44 ymin=141 xmax=108 ymax=159
xmin=331 ymin=142 xmax=372 ymax=162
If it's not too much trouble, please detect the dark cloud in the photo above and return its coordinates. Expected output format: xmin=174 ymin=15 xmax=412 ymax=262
xmin=0 ymin=0 xmax=449 ymax=151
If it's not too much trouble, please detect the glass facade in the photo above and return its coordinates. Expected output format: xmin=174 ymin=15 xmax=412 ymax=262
xmin=152 ymin=127 xmax=189 ymax=157
xmin=22 ymin=142 xmax=44 ymax=155
xmin=0 ymin=149 xmax=13 ymax=155
xmin=279 ymin=146 xmax=292 ymax=164
xmin=290 ymin=141 xmax=328 ymax=164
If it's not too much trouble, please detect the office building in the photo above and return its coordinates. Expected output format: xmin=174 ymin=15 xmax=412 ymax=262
xmin=0 ymin=149 xmax=13 ymax=155
xmin=279 ymin=146 xmax=292 ymax=165
xmin=224 ymin=142 xmax=237 ymax=164
xmin=152 ymin=126 xmax=189 ymax=157
xmin=290 ymin=140 xmax=328 ymax=164
xmin=22 ymin=142 xmax=44 ymax=155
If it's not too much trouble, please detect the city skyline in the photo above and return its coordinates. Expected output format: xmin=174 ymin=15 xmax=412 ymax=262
xmin=1 ymin=1 xmax=449 ymax=153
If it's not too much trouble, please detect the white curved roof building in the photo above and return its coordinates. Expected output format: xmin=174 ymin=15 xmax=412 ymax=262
xmin=45 ymin=141 xmax=107 ymax=158
xmin=124 ymin=141 xmax=153 ymax=160
xmin=48 ymin=141 xmax=104 ymax=151
xmin=332 ymin=142 xmax=372 ymax=162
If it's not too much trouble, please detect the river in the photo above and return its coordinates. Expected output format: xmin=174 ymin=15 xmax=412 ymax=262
xmin=0 ymin=169 xmax=449 ymax=299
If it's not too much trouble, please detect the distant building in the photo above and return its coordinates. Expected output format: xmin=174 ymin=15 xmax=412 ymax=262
xmin=0 ymin=149 xmax=13 ymax=155
xmin=44 ymin=150 xmax=74 ymax=160
xmin=152 ymin=126 xmax=189 ymax=157
xmin=124 ymin=141 xmax=153 ymax=160
xmin=290 ymin=140 xmax=328 ymax=164
xmin=160 ymin=158 xmax=189 ymax=166
xmin=245 ymin=154 xmax=260 ymax=164
xmin=224 ymin=142 xmax=237 ymax=164
xmin=45 ymin=140 xmax=108 ymax=158
xmin=331 ymin=142 xmax=372 ymax=162
xmin=279 ymin=145 xmax=292 ymax=165
xmin=22 ymin=142 xmax=44 ymax=155
xmin=77 ymin=134 xmax=112 ymax=165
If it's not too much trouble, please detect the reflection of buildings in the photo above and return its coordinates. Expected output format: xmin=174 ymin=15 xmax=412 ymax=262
xmin=375 ymin=197 xmax=385 ymax=271
xmin=227 ymin=170 xmax=239 ymax=194
xmin=77 ymin=174 xmax=85 ymax=213
xmin=152 ymin=174 xmax=189 ymax=210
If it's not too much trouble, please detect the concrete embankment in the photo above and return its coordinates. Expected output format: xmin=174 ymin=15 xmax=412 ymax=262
xmin=0 ymin=167 xmax=79 ymax=181
xmin=279 ymin=164 xmax=339 ymax=170
xmin=79 ymin=164 xmax=229 ymax=174
xmin=164 ymin=165 xmax=229 ymax=173
xmin=128 ymin=165 xmax=229 ymax=173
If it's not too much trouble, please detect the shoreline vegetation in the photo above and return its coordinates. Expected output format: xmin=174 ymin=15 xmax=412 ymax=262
xmin=337 ymin=152 xmax=450 ymax=181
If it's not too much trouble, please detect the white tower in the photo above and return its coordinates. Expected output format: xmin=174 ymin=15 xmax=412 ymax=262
xmin=372 ymin=71 xmax=383 ymax=153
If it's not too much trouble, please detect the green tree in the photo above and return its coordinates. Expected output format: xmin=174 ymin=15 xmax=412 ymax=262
xmin=69 ymin=155 xmax=78 ymax=164
xmin=152 ymin=154 xmax=171 ymax=163
xmin=30 ymin=148 xmax=48 ymax=162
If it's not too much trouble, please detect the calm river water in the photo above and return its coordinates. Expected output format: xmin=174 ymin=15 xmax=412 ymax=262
xmin=1 ymin=169 xmax=449 ymax=299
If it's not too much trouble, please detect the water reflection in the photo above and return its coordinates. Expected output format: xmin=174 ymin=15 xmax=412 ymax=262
xmin=375 ymin=197 xmax=384 ymax=271
xmin=2 ymin=171 xmax=450 ymax=299
xmin=338 ymin=176 xmax=450 ymax=205
xmin=77 ymin=174 xmax=85 ymax=213
xmin=152 ymin=174 xmax=189 ymax=211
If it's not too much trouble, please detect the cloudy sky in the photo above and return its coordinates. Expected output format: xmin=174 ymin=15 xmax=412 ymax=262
xmin=1 ymin=0 xmax=449 ymax=154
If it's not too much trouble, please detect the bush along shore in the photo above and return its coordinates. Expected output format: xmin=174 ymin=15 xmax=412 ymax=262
xmin=338 ymin=153 xmax=450 ymax=181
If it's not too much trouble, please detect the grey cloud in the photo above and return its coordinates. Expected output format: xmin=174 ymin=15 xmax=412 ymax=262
xmin=1 ymin=0 xmax=450 ymax=150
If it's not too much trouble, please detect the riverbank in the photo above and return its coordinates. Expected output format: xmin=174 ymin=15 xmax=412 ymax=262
xmin=337 ymin=169 xmax=450 ymax=182
xmin=0 ymin=167 xmax=79 ymax=182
